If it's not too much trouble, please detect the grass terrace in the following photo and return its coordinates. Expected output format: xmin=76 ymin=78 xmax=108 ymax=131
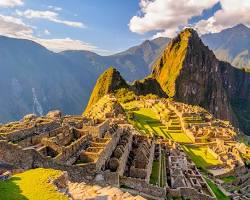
xmin=205 ymin=178 xmax=230 ymax=200
xmin=150 ymin=150 xmax=167 ymax=187
xmin=128 ymin=104 xmax=193 ymax=143
xmin=124 ymin=101 xmax=193 ymax=142
xmin=150 ymin=161 xmax=160 ymax=185
xmin=182 ymin=145 xmax=222 ymax=169
xmin=0 ymin=168 xmax=68 ymax=200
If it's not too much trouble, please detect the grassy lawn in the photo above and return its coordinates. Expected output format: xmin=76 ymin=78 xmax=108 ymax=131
xmin=150 ymin=161 xmax=160 ymax=185
xmin=221 ymin=176 xmax=236 ymax=183
xmin=182 ymin=145 xmax=222 ymax=169
xmin=159 ymin=151 xmax=166 ymax=187
xmin=150 ymin=151 xmax=167 ymax=187
xmin=205 ymin=178 xmax=230 ymax=200
xmin=0 ymin=168 xmax=68 ymax=200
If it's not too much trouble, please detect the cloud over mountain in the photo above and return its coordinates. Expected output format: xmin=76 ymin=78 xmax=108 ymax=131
xmin=194 ymin=0 xmax=250 ymax=34
xmin=129 ymin=0 xmax=250 ymax=37
xmin=129 ymin=0 xmax=218 ymax=37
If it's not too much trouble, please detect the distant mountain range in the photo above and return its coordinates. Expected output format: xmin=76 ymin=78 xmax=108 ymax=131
xmin=1 ymin=24 xmax=250 ymax=124
xmin=201 ymin=24 xmax=250 ymax=69
xmin=0 ymin=35 xmax=168 ymax=123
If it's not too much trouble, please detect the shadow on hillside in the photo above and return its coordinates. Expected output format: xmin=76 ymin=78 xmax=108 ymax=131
xmin=0 ymin=177 xmax=28 ymax=200
xmin=134 ymin=112 xmax=160 ymax=124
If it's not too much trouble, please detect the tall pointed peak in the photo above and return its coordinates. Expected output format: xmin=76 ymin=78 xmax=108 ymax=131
xmin=152 ymin=27 xmax=215 ymax=97
xmin=84 ymin=67 xmax=128 ymax=113
xmin=152 ymin=28 xmax=198 ymax=97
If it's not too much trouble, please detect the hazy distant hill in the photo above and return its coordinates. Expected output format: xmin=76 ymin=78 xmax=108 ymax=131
xmin=0 ymin=36 xmax=169 ymax=123
xmin=61 ymin=37 xmax=169 ymax=82
xmin=202 ymin=24 xmax=250 ymax=69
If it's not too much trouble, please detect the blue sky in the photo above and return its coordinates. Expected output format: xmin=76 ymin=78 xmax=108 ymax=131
xmin=0 ymin=0 xmax=248 ymax=55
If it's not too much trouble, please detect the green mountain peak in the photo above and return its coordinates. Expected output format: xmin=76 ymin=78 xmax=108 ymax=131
xmin=84 ymin=67 xmax=128 ymax=113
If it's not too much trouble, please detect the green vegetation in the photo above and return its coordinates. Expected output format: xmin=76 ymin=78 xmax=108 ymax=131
xmin=159 ymin=151 xmax=166 ymax=187
xmin=152 ymin=29 xmax=191 ymax=97
xmin=150 ymin=161 xmax=160 ymax=185
xmin=0 ymin=168 xmax=68 ymax=200
xmin=133 ymin=109 xmax=192 ymax=142
xmin=84 ymin=67 xmax=128 ymax=113
xmin=221 ymin=176 xmax=236 ymax=183
xmin=182 ymin=145 xmax=222 ymax=169
xmin=150 ymin=151 xmax=166 ymax=187
xmin=124 ymin=101 xmax=192 ymax=143
xmin=115 ymin=88 xmax=136 ymax=104
xmin=205 ymin=178 xmax=230 ymax=200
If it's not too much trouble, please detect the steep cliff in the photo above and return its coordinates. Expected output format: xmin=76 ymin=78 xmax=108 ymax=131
xmin=152 ymin=28 xmax=250 ymax=134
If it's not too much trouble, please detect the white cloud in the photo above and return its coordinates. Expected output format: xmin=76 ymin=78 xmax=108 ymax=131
xmin=44 ymin=29 xmax=50 ymax=35
xmin=129 ymin=0 xmax=218 ymax=37
xmin=48 ymin=5 xmax=62 ymax=11
xmin=36 ymin=37 xmax=101 ymax=53
xmin=194 ymin=0 xmax=250 ymax=34
xmin=0 ymin=14 xmax=33 ymax=37
xmin=16 ymin=9 xmax=85 ymax=28
xmin=0 ymin=14 xmax=109 ymax=55
xmin=0 ymin=0 xmax=23 ymax=7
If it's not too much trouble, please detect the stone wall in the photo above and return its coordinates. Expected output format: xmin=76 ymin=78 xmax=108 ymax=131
xmin=120 ymin=176 xmax=166 ymax=199
xmin=103 ymin=171 xmax=119 ymax=186
xmin=55 ymin=134 xmax=91 ymax=163
xmin=94 ymin=129 xmax=121 ymax=171
xmin=146 ymin=143 xmax=155 ymax=183
xmin=167 ymin=187 xmax=216 ymax=200
xmin=0 ymin=140 xmax=96 ymax=182
xmin=82 ymin=120 xmax=110 ymax=138
xmin=116 ymin=133 xmax=133 ymax=176
xmin=6 ymin=121 xmax=60 ymax=143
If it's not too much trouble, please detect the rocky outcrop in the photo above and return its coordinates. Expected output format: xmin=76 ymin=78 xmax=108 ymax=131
xmin=152 ymin=28 xmax=250 ymax=134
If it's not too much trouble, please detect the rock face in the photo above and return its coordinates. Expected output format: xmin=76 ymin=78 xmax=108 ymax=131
xmin=152 ymin=28 xmax=250 ymax=134
xmin=132 ymin=77 xmax=167 ymax=97
xmin=85 ymin=67 xmax=128 ymax=112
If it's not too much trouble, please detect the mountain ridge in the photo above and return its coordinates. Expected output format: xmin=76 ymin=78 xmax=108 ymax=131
xmin=201 ymin=24 xmax=250 ymax=69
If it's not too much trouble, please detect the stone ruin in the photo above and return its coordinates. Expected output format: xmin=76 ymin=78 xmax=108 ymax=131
xmin=0 ymin=108 xmax=219 ymax=200
xmin=164 ymin=142 xmax=216 ymax=200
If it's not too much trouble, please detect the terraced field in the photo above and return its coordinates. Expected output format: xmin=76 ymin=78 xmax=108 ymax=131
xmin=182 ymin=145 xmax=222 ymax=169
xmin=126 ymin=102 xmax=193 ymax=143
